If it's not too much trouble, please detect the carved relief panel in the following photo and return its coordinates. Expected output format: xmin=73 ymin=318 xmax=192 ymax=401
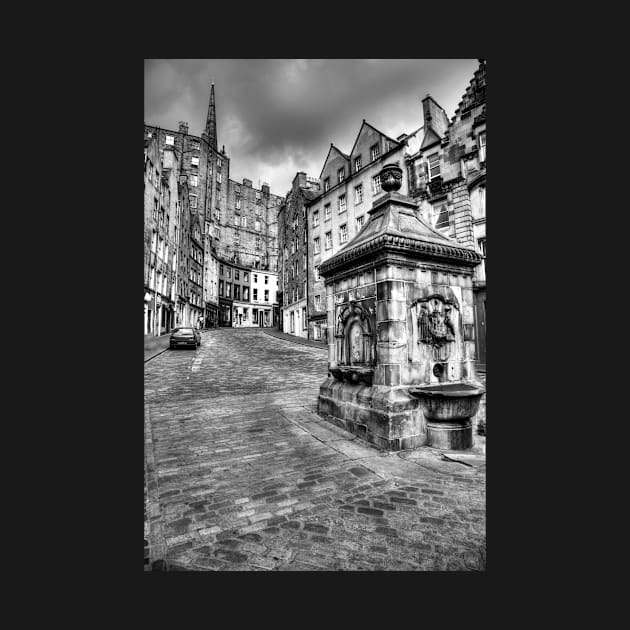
xmin=407 ymin=291 xmax=463 ymax=364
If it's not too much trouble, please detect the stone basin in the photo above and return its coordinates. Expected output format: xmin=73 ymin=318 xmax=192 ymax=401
xmin=409 ymin=382 xmax=485 ymax=450
xmin=409 ymin=383 xmax=485 ymax=421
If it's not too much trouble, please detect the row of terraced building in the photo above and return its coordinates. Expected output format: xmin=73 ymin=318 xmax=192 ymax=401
xmin=277 ymin=59 xmax=486 ymax=366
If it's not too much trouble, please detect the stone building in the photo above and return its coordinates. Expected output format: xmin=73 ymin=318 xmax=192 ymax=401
xmin=216 ymin=257 xmax=277 ymax=327
xmin=189 ymin=213 xmax=205 ymax=327
xmin=405 ymin=59 xmax=486 ymax=365
xmin=144 ymin=136 xmax=181 ymax=335
xmin=175 ymin=176 xmax=192 ymax=328
xmin=220 ymin=178 xmax=283 ymax=272
xmin=306 ymin=121 xmax=409 ymax=341
xmin=145 ymin=83 xmax=282 ymax=330
xmin=278 ymin=172 xmax=320 ymax=337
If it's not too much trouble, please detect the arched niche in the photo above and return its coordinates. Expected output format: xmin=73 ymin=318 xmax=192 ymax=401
xmin=335 ymin=301 xmax=375 ymax=367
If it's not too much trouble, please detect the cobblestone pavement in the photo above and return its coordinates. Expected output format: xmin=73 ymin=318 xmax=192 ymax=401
xmin=144 ymin=327 xmax=486 ymax=571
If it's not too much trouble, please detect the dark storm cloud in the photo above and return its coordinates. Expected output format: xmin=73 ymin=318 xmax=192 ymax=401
xmin=144 ymin=59 xmax=479 ymax=194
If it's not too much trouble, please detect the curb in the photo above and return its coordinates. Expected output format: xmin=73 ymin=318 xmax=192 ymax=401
xmin=263 ymin=329 xmax=327 ymax=350
xmin=144 ymin=347 xmax=170 ymax=363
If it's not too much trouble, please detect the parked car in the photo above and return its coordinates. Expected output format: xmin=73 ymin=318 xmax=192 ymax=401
xmin=169 ymin=326 xmax=201 ymax=349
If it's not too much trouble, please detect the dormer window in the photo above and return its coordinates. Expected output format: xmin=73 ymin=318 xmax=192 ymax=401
xmin=370 ymin=144 xmax=380 ymax=161
xmin=338 ymin=167 xmax=345 ymax=184
xmin=354 ymin=156 xmax=362 ymax=172
xmin=324 ymin=177 xmax=330 ymax=192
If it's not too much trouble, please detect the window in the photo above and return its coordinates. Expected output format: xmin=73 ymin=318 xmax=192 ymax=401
xmin=235 ymin=270 xmax=240 ymax=280
xmin=324 ymin=204 xmax=331 ymax=221
xmin=324 ymin=177 xmax=330 ymax=192
xmin=241 ymin=216 xmax=247 ymax=228
xmin=264 ymin=275 xmax=268 ymax=284
xmin=338 ymin=167 xmax=345 ymax=183
xmin=217 ymin=157 xmax=222 ymax=168
xmin=290 ymin=311 xmax=295 ymax=332
xmin=255 ymin=191 xmax=261 ymax=204
xmin=478 ymin=238 xmax=486 ymax=257
xmin=190 ymin=195 xmax=198 ymax=208
xmin=291 ymin=239 xmax=295 ymax=254
xmin=153 ymin=198 xmax=158 ymax=220
xmin=354 ymin=184 xmax=363 ymax=205
xmin=428 ymin=153 xmax=440 ymax=180
xmin=354 ymin=156 xmax=362 ymax=172
xmin=315 ymin=294 xmax=321 ymax=311
xmin=227 ymin=268 xmax=231 ymax=278
xmin=314 ymin=324 xmax=321 ymax=340
xmin=220 ymin=265 xmax=224 ymax=275
xmin=253 ymin=288 xmax=258 ymax=301
xmin=217 ymin=172 xmax=222 ymax=184
xmin=314 ymin=237 xmax=321 ymax=254
xmin=370 ymin=143 xmax=380 ymax=161
xmin=243 ymin=287 xmax=249 ymax=301
xmin=236 ymin=198 xmax=241 ymax=210
xmin=434 ymin=204 xmax=450 ymax=230
xmin=264 ymin=290 xmax=269 ymax=302
xmin=302 ymin=307 xmax=307 ymax=329
xmin=253 ymin=274 xmax=258 ymax=283
xmin=244 ymin=272 xmax=249 ymax=281
xmin=325 ymin=231 xmax=332 ymax=250
xmin=189 ymin=174 xmax=198 ymax=187
xmin=255 ymin=236 xmax=261 ymax=249
xmin=479 ymin=131 xmax=486 ymax=163
xmin=313 ymin=210 xmax=319 ymax=227
xmin=191 ymin=141 xmax=200 ymax=151
xmin=165 ymin=135 xmax=174 ymax=146
xmin=315 ymin=266 xmax=321 ymax=281
xmin=191 ymin=156 xmax=199 ymax=167
xmin=214 ymin=228 xmax=221 ymax=239
xmin=151 ymin=231 xmax=157 ymax=252
xmin=234 ymin=215 xmax=240 ymax=226
xmin=338 ymin=195 xmax=346 ymax=213
xmin=356 ymin=215 xmax=365 ymax=231
xmin=372 ymin=174 xmax=381 ymax=195
xmin=255 ymin=219 xmax=261 ymax=231
xmin=303 ymin=254 xmax=307 ymax=270
xmin=234 ymin=285 xmax=240 ymax=300
xmin=226 ymin=282 xmax=231 ymax=297
xmin=339 ymin=223 xmax=348 ymax=243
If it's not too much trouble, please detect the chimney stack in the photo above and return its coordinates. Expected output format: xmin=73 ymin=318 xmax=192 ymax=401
xmin=178 ymin=121 xmax=189 ymax=134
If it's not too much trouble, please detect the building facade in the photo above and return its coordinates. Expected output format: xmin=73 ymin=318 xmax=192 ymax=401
xmin=405 ymin=60 xmax=486 ymax=364
xmin=305 ymin=121 xmax=409 ymax=341
xmin=144 ymin=136 xmax=181 ymax=335
xmin=278 ymin=172 xmax=320 ymax=337
xmin=145 ymin=83 xmax=282 ymax=333
xmin=217 ymin=258 xmax=277 ymax=327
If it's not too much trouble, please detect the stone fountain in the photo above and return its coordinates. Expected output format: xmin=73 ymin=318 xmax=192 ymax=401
xmin=316 ymin=163 xmax=484 ymax=451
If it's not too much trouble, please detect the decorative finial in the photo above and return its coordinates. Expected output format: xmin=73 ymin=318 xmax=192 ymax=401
xmin=378 ymin=163 xmax=403 ymax=192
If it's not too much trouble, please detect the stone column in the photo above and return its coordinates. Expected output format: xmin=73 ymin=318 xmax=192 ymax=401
xmin=326 ymin=281 xmax=335 ymax=369
xmin=374 ymin=273 xmax=408 ymax=387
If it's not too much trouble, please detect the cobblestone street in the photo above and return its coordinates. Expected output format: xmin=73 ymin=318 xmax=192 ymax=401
xmin=144 ymin=327 xmax=486 ymax=571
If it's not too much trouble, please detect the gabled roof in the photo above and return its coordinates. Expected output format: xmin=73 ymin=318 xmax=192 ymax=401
xmin=348 ymin=119 xmax=401 ymax=158
xmin=318 ymin=144 xmax=350 ymax=179
xmin=420 ymin=125 xmax=442 ymax=150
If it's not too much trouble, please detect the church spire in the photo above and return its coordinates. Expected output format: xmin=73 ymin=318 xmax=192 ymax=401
xmin=204 ymin=82 xmax=218 ymax=151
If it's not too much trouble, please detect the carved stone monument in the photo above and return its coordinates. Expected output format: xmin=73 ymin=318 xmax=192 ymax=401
xmin=316 ymin=163 xmax=484 ymax=450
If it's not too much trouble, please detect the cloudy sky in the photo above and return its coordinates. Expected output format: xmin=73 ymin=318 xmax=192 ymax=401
xmin=144 ymin=59 xmax=479 ymax=195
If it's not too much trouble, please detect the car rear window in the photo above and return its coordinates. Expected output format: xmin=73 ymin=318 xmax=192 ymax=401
xmin=172 ymin=328 xmax=194 ymax=334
